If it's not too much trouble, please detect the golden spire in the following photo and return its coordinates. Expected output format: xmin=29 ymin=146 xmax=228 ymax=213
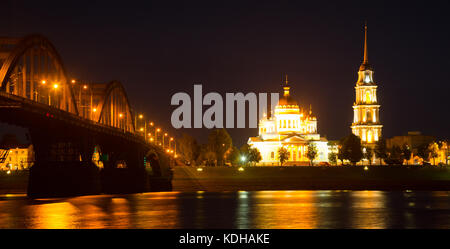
xmin=359 ymin=21 xmax=372 ymax=71
xmin=309 ymin=104 xmax=312 ymax=115
xmin=283 ymin=73 xmax=290 ymax=97
xmin=363 ymin=21 xmax=368 ymax=64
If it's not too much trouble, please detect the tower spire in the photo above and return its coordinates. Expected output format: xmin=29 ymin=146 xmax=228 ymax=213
xmin=363 ymin=21 xmax=368 ymax=64
xmin=282 ymin=73 xmax=290 ymax=97
xmin=359 ymin=21 xmax=372 ymax=71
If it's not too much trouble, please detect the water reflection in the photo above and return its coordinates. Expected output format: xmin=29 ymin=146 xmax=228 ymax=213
xmin=0 ymin=191 xmax=449 ymax=229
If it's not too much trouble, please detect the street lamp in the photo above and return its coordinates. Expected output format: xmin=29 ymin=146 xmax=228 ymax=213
xmin=163 ymin=133 xmax=168 ymax=148
xmin=49 ymin=83 xmax=59 ymax=106
xmin=155 ymin=128 xmax=161 ymax=144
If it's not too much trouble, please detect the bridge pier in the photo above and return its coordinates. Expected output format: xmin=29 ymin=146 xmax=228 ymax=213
xmin=27 ymin=127 xmax=101 ymax=198
xmin=99 ymin=141 xmax=149 ymax=194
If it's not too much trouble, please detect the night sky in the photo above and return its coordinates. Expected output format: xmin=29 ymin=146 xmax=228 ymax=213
xmin=1 ymin=0 xmax=449 ymax=146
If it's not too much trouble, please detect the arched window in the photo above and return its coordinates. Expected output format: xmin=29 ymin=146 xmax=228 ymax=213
xmin=367 ymin=130 xmax=373 ymax=143
xmin=366 ymin=110 xmax=372 ymax=122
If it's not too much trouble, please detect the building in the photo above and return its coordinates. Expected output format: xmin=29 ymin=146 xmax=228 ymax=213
xmin=0 ymin=144 xmax=35 ymax=171
xmin=351 ymin=24 xmax=383 ymax=145
xmin=248 ymin=76 xmax=329 ymax=166
xmin=387 ymin=131 xmax=441 ymax=165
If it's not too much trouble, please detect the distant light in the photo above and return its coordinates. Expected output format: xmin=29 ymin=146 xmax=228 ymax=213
xmin=92 ymin=108 xmax=97 ymax=112
xmin=140 ymin=127 xmax=144 ymax=131
xmin=150 ymin=122 xmax=154 ymax=126
xmin=238 ymin=167 xmax=245 ymax=172
xmin=197 ymin=167 xmax=203 ymax=172
xmin=364 ymin=166 xmax=369 ymax=171
xmin=41 ymin=80 xmax=46 ymax=84
xmin=53 ymin=84 xmax=59 ymax=89
xmin=119 ymin=113 xmax=123 ymax=118
xmin=241 ymin=156 xmax=246 ymax=162
xmin=71 ymin=79 xmax=76 ymax=84
xmin=83 ymin=85 xmax=88 ymax=89
xmin=6 ymin=170 xmax=11 ymax=175
xmin=139 ymin=114 xmax=143 ymax=119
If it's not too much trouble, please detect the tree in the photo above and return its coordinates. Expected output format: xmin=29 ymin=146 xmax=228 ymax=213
xmin=363 ymin=147 xmax=373 ymax=165
xmin=385 ymin=145 xmax=403 ymax=165
xmin=278 ymin=147 xmax=289 ymax=166
xmin=248 ymin=147 xmax=262 ymax=166
xmin=340 ymin=134 xmax=363 ymax=165
xmin=226 ymin=146 xmax=241 ymax=166
xmin=375 ymin=139 xmax=388 ymax=165
xmin=197 ymin=144 xmax=216 ymax=166
xmin=417 ymin=143 xmax=431 ymax=165
xmin=328 ymin=151 xmax=338 ymax=166
xmin=306 ymin=143 xmax=318 ymax=166
xmin=401 ymin=144 xmax=412 ymax=165
xmin=429 ymin=143 xmax=439 ymax=165
xmin=437 ymin=141 xmax=449 ymax=165
xmin=337 ymin=142 xmax=346 ymax=165
xmin=178 ymin=133 xmax=199 ymax=166
xmin=207 ymin=129 xmax=232 ymax=166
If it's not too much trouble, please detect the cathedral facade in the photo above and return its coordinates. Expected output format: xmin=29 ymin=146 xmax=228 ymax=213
xmin=351 ymin=24 xmax=383 ymax=145
xmin=248 ymin=76 xmax=329 ymax=166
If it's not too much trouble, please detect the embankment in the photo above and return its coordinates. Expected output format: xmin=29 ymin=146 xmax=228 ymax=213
xmin=172 ymin=166 xmax=450 ymax=192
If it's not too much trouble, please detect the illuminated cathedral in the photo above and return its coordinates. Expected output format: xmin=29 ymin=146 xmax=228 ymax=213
xmin=351 ymin=24 xmax=383 ymax=145
xmin=248 ymin=76 xmax=329 ymax=166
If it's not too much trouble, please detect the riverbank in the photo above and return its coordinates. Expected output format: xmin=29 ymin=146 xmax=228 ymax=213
xmin=172 ymin=165 xmax=450 ymax=192
xmin=1 ymin=166 xmax=450 ymax=194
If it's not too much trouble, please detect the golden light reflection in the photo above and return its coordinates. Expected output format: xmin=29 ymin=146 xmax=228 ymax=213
xmin=252 ymin=191 xmax=318 ymax=229
xmin=27 ymin=202 xmax=79 ymax=229
xmin=350 ymin=191 xmax=387 ymax=229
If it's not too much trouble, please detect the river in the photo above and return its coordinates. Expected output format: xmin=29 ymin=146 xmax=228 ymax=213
xmin=0 ymin=190 xmax=449 ymax=229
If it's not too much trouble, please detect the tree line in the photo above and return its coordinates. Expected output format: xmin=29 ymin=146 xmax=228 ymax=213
xmin=178 ymin=128 xmax=321 ymax=167
xmin=328 ymin=134 xmax=445 ymax=166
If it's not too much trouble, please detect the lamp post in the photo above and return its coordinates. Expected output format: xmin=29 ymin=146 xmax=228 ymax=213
xmin=163 ymin=133 xmax=168 ymax=149
xmin=155 ymin=128 xmax=161 ymax=144
xmin=51 ymin=83 xmax=59 ymax=106
xmin=81 ymin=84 xmax=93 ymax=119
xmin=149 ymin=122 xmax=155 ymax=143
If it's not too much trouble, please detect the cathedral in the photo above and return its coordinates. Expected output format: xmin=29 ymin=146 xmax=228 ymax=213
xmin=247 ymin=24 xmax=382 ymax=166
xmin=351 ymin=24 xmax=383 ymax=145
xmin=247 ymin=76 xmax=329 ymax=166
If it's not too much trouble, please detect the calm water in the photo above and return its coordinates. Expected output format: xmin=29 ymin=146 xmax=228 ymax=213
xmin=0 ymin=191 xmax=449 ymax=229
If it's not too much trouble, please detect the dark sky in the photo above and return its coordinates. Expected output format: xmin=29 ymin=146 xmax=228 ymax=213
xmin=1 ymin=0 xmax=449 ymax=146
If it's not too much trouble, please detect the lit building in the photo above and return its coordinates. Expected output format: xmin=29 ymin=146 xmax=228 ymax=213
xmin=0 ymin=144 xmax=34 ymax=171
xmin=351 ymin=24 xmax=382 ymax=145
xmin=248 ymin=76 xmax=329 ymax=166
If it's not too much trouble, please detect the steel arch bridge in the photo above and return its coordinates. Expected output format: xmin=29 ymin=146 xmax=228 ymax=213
xmin=0 ymin=34 xmax=172 ymax=197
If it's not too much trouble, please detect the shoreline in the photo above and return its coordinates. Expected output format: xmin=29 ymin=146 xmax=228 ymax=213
xmin=1 ymin=166 xmax=450 ymax=195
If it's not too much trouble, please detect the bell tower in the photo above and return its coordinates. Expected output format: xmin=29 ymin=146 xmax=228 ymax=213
xmin=351 ymin=23 xmax=383 ymax=144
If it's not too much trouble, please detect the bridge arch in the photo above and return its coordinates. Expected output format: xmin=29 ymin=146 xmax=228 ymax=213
xmin=0 ymin=34 xmax=78 ymax=114
xmin=96 ymin=80 xmax=135 ymax=132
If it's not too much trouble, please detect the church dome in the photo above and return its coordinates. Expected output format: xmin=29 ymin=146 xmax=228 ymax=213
xmin=278 ymin=95 xmax=298 ymax=106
